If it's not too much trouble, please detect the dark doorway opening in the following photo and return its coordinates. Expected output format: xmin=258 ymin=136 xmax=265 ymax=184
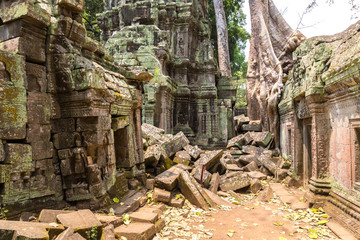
xmin=303 ymin=119 xmax=312 ymax=185
xmin=114 ymin=126 xmax=129 ymax=168
xmin=354 ymin=128 xmax=360 ymax=191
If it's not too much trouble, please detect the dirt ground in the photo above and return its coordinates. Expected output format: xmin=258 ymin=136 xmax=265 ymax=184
xmin=153 ymin=185 xmax=339 ymax=240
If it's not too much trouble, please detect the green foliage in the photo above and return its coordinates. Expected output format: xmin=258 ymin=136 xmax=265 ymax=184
xmin=86 ymin=225 xmax=99 ymax=240
xmin=234 ymin=71 xmax=247 ymax=108
xmin=113 ymin=197 xmax=120 ymax=203
xmin=0 ymin=206 xmax=8 ymax=220
xmin=82 ymin=0 xmax=104 ymax=41
xmin=208 ymin=0 xmax=250 ymax=77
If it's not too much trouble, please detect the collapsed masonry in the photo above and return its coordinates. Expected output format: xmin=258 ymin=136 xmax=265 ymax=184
xmin=0 ymin=0 xmax=152 ymax=212
xmin=98 ymin=0 xmax=237 ymax=147
xmin=142 ymin=122 xmax=291 ymax=210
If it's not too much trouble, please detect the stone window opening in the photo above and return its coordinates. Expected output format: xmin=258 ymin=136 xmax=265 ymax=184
xmin=0 ymin=18 xmax=3 ymax=26
xmin=302 ymin=119 xmax=312 ymax=185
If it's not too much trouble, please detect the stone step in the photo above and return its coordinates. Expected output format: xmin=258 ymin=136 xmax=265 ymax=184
xmin=129 ymin=211 xmax=158 ymax=224
xmin=0 ymin=220 xmax=64 ymax=239
xmin=114 ymin=189 xmax=147 ymax=216
xmin=327 ymin=221 xmax=357 ymax=240
xmin=114 ymin=222 xmax=155 ymax=240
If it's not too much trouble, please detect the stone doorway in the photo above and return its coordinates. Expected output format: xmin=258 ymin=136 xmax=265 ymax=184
xmin=302 ymin=119 xmax=312 ymax=186
xmin=354 ymin=127 xmax=360 ymax=191
xmin=114 ymin=126 xmax=129 ymax=168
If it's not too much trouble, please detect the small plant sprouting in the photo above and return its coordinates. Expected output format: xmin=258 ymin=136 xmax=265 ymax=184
xmin=86 ymin=225 xmax=98 ymax=240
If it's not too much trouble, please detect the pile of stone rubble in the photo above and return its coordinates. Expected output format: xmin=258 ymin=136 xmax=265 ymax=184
xmin=143 ymin=117 xmax=291 ymax=211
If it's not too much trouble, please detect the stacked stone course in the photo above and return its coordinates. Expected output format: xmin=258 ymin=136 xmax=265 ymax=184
xmin=0 ymin=0 xmax=150 ymax=212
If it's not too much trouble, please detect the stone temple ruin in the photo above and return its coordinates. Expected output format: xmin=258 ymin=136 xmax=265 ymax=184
xmin=0 ymin=0 xmax=236 ymax=213
xmin=0 ymin=0 xmax=152 ymax=212
xmin=0 ymin=0 xmax=360 ymax=238
xmin=98 ymin=0 xmax=237 ymax=147
xmin=247 ymin=0 xmax=360 ymax=237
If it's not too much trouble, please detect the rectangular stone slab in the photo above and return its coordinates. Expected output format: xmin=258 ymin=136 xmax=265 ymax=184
xmin=220 ymin=172 xmax=251 ymax=191
xmin=0 ymin=220 xmax=64 ymax=240
xmin=251 ymin=131 xmax=273 ymax=147
xmin=154 ymin=164 xmax=191 ymax=191
xmin=161 ymin=131 xmax=190 ymax=157
xmin=194 ymin=150 xmax=223 ymax=169
xmin=114 ymin=222 xmax=155 ymax=240
xmin=57 ymin=209 xmax=101 ymax=232
xmin=209 ymin=172 xmax=220 ymax=193
xmin=178 ymin=171 xmax=209 ymax=210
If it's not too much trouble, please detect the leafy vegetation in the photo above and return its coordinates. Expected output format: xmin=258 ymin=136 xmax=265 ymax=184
xmin=82 ymin=0 xmax=104 ymax=41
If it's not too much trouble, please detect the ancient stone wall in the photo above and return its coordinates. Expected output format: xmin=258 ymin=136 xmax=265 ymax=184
xmin=279 ymin=20 xmax=360 ymax=235
xmin=98 ymin=0 xmax=237 ymax=148
xmin=0 ymin=0 xmax=149 ymax=212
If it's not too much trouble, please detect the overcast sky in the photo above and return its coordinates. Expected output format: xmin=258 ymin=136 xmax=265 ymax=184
xmin=243 ymin=0 xmax=359 ymax=59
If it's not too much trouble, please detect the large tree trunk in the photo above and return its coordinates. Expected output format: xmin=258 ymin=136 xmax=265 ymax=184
xmin=246 ymin=0 xmax=306 ymax=148
xmin=213 ymin=0 xmax=231 ymax=77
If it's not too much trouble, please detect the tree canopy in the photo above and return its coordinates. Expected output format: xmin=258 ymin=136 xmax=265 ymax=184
xmin=82 ymin=0 xmax=104 ymax=41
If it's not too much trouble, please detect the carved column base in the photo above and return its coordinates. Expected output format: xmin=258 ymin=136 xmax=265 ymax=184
xmin=309 ymin=177 xmax=331 ymax=195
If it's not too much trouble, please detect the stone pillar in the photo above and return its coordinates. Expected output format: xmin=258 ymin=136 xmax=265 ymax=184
xmin=307 ymin=97 xmax=331 ymax=195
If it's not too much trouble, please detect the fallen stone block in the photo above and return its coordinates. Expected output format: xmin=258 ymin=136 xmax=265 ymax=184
xmin=154 ymin=164 xmax=191 ymax=191
xmin=169 ymin=198 xmax=185 ymax=208
xmin=114 ymin=222 xmax=155 ymax=240
xmin=226 ymin=132 xmax=252 ymax=149
xmin=259 ymin=165 xmax=272 ymax=176
xmin=144 ymin=144 xmax=167 ymax=167
xmin=183 ymin=144 xmax=202 ymax=159
xmin=194 ymin=150 xmax=223 ymax=169
xmin=173 ymin=151 xmax=191 ymax=165
xmin=154 ymin=218 xmax=166 ymax=233
xmin=57 ymin=210 xmax=101 ymax=236
xmin=241 ymin=145 xmax=265 ymax=156
xmin=146 ymin=179 xmax=154 ymax=190
xmin=256 ymin=186 xmax=274 ymax=202
xmin=55 ymin=227 xmax=74 ymax=240
xmin=141 ymin=123 xmax=165 ymax=145
xmin=220 ymin=172 xmax=251 ymax=192
xmin=234 ymin=114 xmax=250 ymax=132
xmin=95 ymin=214 xmax=123 ymax=228
xmin=243 ymin=161 xmax=258 ymax=172
xmin=191 ymin=166 xmax=212 ymax=187
xmin=209 ymin=172 xmax=220 ymax=193
xmin=0 ymin=220 xmax=64 ymax=240
xmin=129 ymin=211 xmax=158 ymax=224
xmin=228 ymin=190 xmax=243 ymax=202
xmin=247 ymin=171 xmax=267 ymax=180
xmin=140 ymin=204 xmax=167 ymax=216
xmin=114 ymin=189 xmax=147 ymax=216
xmin=257 ymin=154 xmax=277 ymax=175
xmin=161 ymin=131 xmax=190 ymax=157
xmin=242 ymin=123 xmax=261 ymax=132
xmin=238 ymin=155 xmax=257 ymax=165
xmin=251 ymin=131 xmax=273 ymax=147
xmin=250 ymin=179 xmax=262 ymax=193
xmin=101 ymin=224 xmax=116 ymax=240
xmin=203 ymin=189 xmax=233 ymax=207
xmin=178 ymin=171 xmax=209 ymax=210
xmin=227 ymin=149 xmax=243 ymax=158
xmin=226 ymin=164 xmax=243 ymax=171
xmin=219 ymin=151 xmax=236 ymax=167
xmin=153 ymin=187 xmax=171 ymax=203
xmin=190 ymin=176 xmax=218 ymax=209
